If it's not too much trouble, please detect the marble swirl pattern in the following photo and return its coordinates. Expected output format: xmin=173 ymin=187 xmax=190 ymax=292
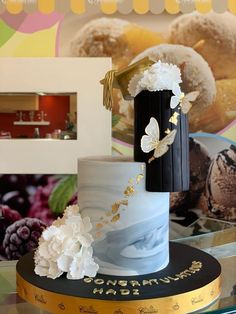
xmin=78 ymin=156 xmax=170 ymax=276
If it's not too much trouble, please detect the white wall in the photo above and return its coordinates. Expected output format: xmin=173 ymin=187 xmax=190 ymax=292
xmin=0 ymin=58 xmax=112 ymax=174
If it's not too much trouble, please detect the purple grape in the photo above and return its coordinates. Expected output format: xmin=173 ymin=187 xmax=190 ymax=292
xmin=0 ymin=205 xmax=22 ymax=242
xmin=0 ymin=175 xmax=28 ymax=194
xmin=3 ymin=217 xmax=46 ymax=260
xmin=26 ymin=175 xmax=51 ymax=187
xmin=1 ymin=191 xmax=30 ymax=216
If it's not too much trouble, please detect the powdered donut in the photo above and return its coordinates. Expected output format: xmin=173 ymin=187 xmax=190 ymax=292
xmin=70 ymin=18 xmax=131 ymax=67
xmin=132 ymin=44 xmax=216 ymax=130
xmin=169 ymin=12 xmax=236 ymax=80
xmin=70 ymin=17 xmax=165 ymax=70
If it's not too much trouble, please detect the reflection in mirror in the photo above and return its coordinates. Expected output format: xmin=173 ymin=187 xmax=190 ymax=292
xmin=0 ymin=93 xmax=77 ymax=140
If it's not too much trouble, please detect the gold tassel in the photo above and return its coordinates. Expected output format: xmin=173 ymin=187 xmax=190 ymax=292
xmin=103 ymin=70 xmax=116 ymax=111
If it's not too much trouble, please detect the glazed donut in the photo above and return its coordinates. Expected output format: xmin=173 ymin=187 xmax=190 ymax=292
xmin=132 ymin=44 xmax=216 ymax=131
xmin=169 ymin=12 xmax=236 ymax=80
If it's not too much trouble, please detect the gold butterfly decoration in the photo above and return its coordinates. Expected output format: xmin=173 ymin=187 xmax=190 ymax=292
xmin=141 ymin=117 xmax=177 ymax=163
xmin=170 ymin=84 xmax=200 ymax=114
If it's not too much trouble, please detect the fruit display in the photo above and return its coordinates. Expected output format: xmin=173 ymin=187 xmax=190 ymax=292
xmin=0 ymin=174 xmax=78 ymax=260
xmin=3 ymin=217 xmax=46 ymax=260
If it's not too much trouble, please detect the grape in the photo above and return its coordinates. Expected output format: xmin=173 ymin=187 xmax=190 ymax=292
xmin=3 ymin=217 xmax=46 ymax=260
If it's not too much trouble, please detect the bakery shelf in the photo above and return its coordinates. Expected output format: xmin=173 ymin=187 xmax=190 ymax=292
xmin=13 ymin=121 xmax=50 ymax=126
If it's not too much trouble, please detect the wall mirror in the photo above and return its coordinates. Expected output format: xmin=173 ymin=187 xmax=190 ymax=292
xmin=0 ymin=58 xmax=111 ymax=174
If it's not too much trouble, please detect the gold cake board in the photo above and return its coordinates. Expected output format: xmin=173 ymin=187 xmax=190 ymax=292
xmin=16 ymin=243 xmax=221 ymax=314
xmin=17 ymin=273 xmax=220 ymax=314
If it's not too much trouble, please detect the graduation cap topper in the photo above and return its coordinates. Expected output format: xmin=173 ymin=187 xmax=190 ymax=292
xmin=100 ymin=57 xmax=155 ymax=111
xmin=101 ymin=57 xmax=199 ymax=169
xmin=101 ymin=58 xmax=200 ymax=192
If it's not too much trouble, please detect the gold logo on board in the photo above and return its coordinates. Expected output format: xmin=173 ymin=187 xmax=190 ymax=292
xmin=79 ymin=305 xmax=98 ymax=314
xmin=138 ymin=306 xmax=158 ymax=314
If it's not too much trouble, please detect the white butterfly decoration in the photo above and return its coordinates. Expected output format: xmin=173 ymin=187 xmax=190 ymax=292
xmin=170 ymin=83 xmax=200 ymax=114
xmin=141 ymin=117 xmax=177 ymax=163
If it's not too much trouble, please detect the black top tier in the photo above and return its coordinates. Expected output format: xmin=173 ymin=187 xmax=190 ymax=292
xmin=134 ymin=90 xmax=190 ymax=192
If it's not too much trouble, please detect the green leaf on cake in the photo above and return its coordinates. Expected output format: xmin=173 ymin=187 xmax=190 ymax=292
xmin=112 ymin=114 xmax=121 ymax=127
xmin=49 ymin=175 xmax=77 ymax=214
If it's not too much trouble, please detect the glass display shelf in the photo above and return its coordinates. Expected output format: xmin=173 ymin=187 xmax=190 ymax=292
xmin=0 ymin=217 xmax=235 ymax=314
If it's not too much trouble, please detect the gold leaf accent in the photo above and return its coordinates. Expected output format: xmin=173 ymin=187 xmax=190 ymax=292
xmin=124 ymin=185 xmax=135 ymax=196
xmin=136 ymin=174 xmax=144 ymax=184
xmin=111 ymin=203 xmax=121 ymax=214
xmin=128 ymin=178 xmax=134 ymax=184
xmin=111 ymin=214 xmax=120 ymax=223
xmin=120 ymin=199 xmax=128 ymax=206
xmin=95 ymin=232 xmax=102 ymax=238
xmin=169 ymin=112 xmax=179 ymax=125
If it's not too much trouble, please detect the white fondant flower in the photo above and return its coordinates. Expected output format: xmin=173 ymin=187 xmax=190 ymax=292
xmin=34 ymin=251 xmax=63 ymax=279
xmin=129 ymin=61 xmax=182 ymax=97
xmin=67 ymin=247 xmax=99 ymax=280
xmin=34 ymin=205 xmax=99 ymax=280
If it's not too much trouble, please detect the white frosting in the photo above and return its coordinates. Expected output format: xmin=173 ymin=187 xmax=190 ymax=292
xmin=78 ymin=156 xmax=169 ymax=276
xmin=128 ymin=60 xmax=182 ymax=97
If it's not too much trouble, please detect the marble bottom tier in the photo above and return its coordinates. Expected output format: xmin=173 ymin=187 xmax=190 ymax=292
xmin=16 ymin=242 xmax=221 ymax=314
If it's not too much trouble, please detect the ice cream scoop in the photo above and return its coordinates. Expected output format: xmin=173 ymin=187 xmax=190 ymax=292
xmin=170 ymin=138 xmax=211 ymax=212
xmin=169 ymin=12 xmax=236 ymax=80
xmin=189 ymin=138 xmax=211 ymax=204
xmin=201 ymin=145 xmax=236 ymax=221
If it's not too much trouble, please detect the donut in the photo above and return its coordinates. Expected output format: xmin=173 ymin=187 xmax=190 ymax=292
xmin=191 ymin=79 xmax=236 ymax=133
xmin=169 ymin=12 xmax=236 ymax=80
xmin=132 ymin=44 xmax=216 ymax=131
xmin=70 ymin=18 xmax=131 ymax=68
xmin=70 ymin=17 xmax=165 ymax=70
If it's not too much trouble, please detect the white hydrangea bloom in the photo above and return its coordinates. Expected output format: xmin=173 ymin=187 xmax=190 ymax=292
xmin=128 ymin=61 xmax=182 ymax=97
xmin=34 ymin=205 xmax=99 ymax=280
xmin=68 ymin=247 xmax=99 ymax=280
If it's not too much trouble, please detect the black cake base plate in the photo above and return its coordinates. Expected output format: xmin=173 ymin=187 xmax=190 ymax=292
xmin=16 ymin=242 xmax=221 ymax=314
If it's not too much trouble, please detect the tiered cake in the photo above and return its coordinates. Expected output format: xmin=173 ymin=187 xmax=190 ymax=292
xmin=78 ymin=156 xmax=169 ymax=276
xmin=16 ymin=58 xmax=221 ymax=314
